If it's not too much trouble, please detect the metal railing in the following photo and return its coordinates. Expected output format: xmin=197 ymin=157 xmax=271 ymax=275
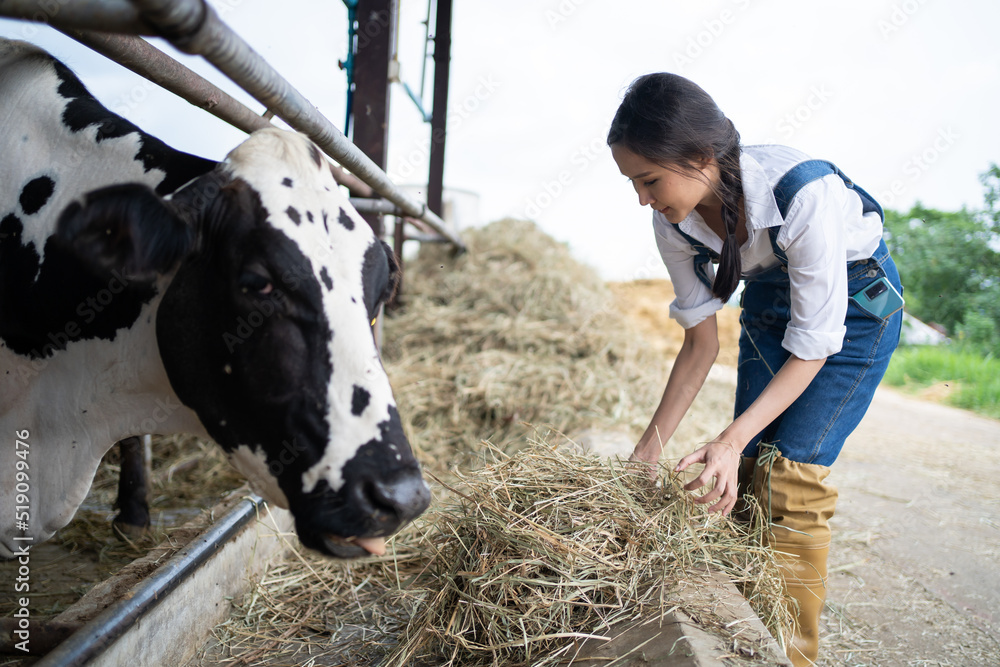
xmin=0 ymin=0 xmax=465 ymax=251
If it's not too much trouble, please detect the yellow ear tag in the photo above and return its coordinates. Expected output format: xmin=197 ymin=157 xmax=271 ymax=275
xmin=371 ymin=317 xmax=377 ymax=327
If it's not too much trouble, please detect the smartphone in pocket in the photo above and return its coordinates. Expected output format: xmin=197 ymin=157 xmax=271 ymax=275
xmin=851 ymin=276 xmax=904 ymax=319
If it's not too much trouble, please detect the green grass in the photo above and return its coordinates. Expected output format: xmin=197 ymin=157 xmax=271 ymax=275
xmin=884 ymin=345 xmax=1000 ymax=419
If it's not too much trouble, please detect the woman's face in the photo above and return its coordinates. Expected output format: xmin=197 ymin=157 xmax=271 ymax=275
xmin=611 ymin=144 xmax=719 ymax=224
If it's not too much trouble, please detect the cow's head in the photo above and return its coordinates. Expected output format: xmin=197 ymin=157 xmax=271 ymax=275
xmin=56 ymin=128 xmax=430 ymax=557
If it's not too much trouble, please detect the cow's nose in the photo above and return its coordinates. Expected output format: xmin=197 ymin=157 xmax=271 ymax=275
xmin=353 ymin=467 xmax=431 ymax=528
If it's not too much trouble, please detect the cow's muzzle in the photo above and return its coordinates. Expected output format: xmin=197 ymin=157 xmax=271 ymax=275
xmin=297 ymin=465 xmax=431 ymax=558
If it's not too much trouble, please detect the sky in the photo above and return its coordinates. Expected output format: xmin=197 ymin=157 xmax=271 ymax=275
xmin=2 ymin=0 xmax=998 ymax=281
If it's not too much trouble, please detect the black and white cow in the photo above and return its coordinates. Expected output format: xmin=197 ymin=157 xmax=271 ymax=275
xmin=0 ymin=39 xmax=430 ymax=559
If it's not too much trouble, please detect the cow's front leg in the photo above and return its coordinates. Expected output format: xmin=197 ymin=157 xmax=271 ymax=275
xmin=112 ymin=436 xmax=150 ymax=539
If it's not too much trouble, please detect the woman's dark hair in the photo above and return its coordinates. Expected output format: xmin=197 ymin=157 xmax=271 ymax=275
xmin=608 ymin=73 xmax=743 ymax=302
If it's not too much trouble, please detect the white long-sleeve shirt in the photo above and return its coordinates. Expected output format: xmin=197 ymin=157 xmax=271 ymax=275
xmin=654 ymin=144 xmax=884 ymax=360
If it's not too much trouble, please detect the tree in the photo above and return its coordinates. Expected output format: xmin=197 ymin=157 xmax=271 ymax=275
xmin=883 ymin=164 xmax=1000 ymax=355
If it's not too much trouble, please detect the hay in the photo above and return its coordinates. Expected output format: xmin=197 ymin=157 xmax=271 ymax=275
xmin=204 ymin=441 xmax=790 ymax=666
xmin=383 ymin=218 xmax=734 ymax=475
xmin=197 ymin=220 xmax=791 ymax=666
xmin=383 ymin=441 xmax=791 ymax=666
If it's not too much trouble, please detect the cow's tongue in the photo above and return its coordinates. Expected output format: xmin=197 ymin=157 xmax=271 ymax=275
xmin=352 ymin=536 xmax=386 ymax=556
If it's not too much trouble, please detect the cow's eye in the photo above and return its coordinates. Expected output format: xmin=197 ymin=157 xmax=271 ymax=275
xmin=238 ymin=268 xmax=273 ymax=295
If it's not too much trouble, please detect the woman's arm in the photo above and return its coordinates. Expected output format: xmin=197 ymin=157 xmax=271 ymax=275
xmin=675 ymin=354 xmax=827 ymax=514
xmin=631 ymin=315 xmax=720 ymax=466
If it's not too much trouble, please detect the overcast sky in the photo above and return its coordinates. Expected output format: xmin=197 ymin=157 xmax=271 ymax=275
xmin=2 ymin=0 xmax=997 ymax=280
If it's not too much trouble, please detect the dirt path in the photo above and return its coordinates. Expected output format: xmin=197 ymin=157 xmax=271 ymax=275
xmin=818 ymin=387 xmax=1000 ymax=666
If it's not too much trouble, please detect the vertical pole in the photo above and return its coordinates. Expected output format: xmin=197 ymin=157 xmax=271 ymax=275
xmin=350 ymin=0 xmax=397 ymax=238
xmin=427 ymin=0 xmax=452 ymax=218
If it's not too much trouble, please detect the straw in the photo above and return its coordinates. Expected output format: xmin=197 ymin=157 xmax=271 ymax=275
xmin=205 ymin=439 xmax=791 ymax=666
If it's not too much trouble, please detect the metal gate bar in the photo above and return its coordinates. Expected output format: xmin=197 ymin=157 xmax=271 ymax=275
xmin=0 ymin=0 xmax=464 ymax=251
xmin=56 ymin=28 xmax=376 ymax=196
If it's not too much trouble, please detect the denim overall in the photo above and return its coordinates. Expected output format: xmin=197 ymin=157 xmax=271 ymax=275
xmin=674 ymin=160 xmax=903 ymax=466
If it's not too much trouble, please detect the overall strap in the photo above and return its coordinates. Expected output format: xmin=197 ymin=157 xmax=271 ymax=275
xmin=669 ymin=158 xmax=884 ymax=286
xmin=768 ymin=159 xmax=885 ymax=264
xmin=671 ymin=223 xmax=719 ymax=291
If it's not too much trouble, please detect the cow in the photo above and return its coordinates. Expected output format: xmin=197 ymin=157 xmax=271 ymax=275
xmin=0 ymin=38 xmax=431 ymax=559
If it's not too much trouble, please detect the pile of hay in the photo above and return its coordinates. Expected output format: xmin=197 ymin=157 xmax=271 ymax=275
xmin=206 ymin=442 xmax=790 ymax=666
xmin=383 ymin=218 xmax=734 ymax=475
xmin=386 ymin=443 xmax=790 ymax=666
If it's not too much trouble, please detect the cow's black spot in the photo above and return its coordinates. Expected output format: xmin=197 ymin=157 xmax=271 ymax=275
xmin=337 ymin=208 xmax=355 ymax=231
xmin=351 ymin=386 xmax=370 ymax=416
xmin=286 ymin=206 xmax=301 ymax=225
xmin=51 ymin=57 xmax=215 ymax=196
xmin=320 ymin=267 xmax=333 ymax=291
xmin=282 ymin=177 xmax=293 ymax=188
xmin=53 ymin=59 xmax=132 ymax=142
xmin=306 ymin=210 xmax=314 ymax=223
xmin=322 ymin=211 xmax=329 ymax=233
xmin=19 ymin=176 xmax=56 ymax=216
xmin=51 ymin=58 xmax=89 ymax=100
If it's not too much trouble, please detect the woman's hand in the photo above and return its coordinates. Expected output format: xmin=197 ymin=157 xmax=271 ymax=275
xmin=628 ymin=438 xmax=663 ymax=479
xmin=674 ymin=437 xmax=743 ymax=515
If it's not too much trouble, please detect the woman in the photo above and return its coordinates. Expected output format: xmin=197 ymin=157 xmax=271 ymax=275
xmin=608 ymin=73 xmax=903 ymax=666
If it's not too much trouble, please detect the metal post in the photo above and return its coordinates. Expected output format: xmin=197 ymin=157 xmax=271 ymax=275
xmin=427 ymin=0 xmax=452 ymax=219
xmin=349 ymin=0 xmax=397 ymax=239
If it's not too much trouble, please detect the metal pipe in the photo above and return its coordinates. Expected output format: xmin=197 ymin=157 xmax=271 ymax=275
xmin=126 ymin=0 xmax=465 ymax=251
xmin=60 ymin=28 xmax=270 ymax=134
xmin=35 ymin=496 xmax=266 ymax=667
xmin=350 ymin=197 xmax=405 ymax=215
xmin=0 ymin=0 xmax=463 ymax=251
xmin=427 ymin=0 xmax=453 ymax=218
xmin=0 ymin=0 xmax=152 ymax=34
xmin=56 ymin=28 xmax=374 ymax=196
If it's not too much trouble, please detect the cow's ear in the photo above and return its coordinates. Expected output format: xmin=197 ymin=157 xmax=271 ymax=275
xmin=381 ymin=240 xmax=401 ymax=303
xmin=56 ymin=183 xmax=195 ymax=280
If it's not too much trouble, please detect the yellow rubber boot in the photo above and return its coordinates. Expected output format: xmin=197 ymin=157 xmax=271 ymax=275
xmin=753 ymin=446 xmax=838 ymax=667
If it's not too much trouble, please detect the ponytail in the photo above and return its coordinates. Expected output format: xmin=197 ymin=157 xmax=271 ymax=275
xmin=712 ymin=141 xmax=744 ymax=302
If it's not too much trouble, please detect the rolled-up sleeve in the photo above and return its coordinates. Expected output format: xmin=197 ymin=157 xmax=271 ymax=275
xmin=653 ymin=222 xmax=724 ymax=330
xmin=777 ymin=175 xmax=855 ymax=360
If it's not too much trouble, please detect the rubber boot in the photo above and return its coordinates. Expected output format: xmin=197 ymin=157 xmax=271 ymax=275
xmin=753 ymin=445 xmax=838 ymax=667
